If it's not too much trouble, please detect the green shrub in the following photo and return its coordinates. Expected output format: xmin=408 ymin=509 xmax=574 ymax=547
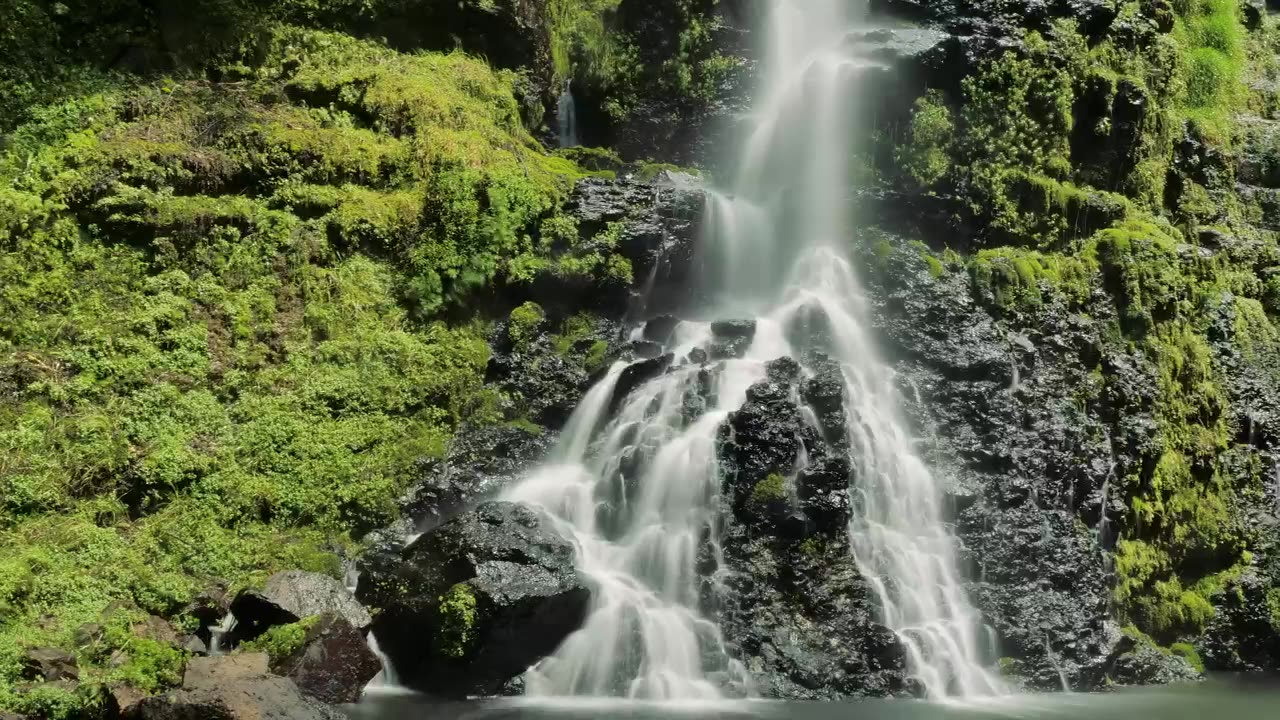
xmin=897 ymin=90 xmax=954 ymax=187
xmin=436 ymin=583 xmax=478 ymax=658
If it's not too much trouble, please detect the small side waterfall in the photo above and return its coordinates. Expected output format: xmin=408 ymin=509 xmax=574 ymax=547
xmin=506 ymin=0 xmax=1002 ymax=702
xmin=557 ymin=80 xmax=579 ymax=148
xmin=364 ymin=631 xmax=402 ymax=693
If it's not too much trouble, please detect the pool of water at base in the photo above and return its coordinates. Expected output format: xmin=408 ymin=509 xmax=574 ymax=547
xmin=345 ymin=674 xmax=1280 ymax=720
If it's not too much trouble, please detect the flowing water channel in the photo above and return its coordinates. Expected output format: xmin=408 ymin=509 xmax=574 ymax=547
xmin=497 ymin=0 xmax=999 ymax=702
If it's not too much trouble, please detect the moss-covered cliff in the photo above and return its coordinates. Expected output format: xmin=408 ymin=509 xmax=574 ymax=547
xmin=867 ymin=0 xmax=1280 ymax=685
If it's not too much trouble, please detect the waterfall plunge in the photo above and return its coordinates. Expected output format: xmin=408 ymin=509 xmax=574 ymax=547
xmin=507 ymin=0 xmax=1002 ymax=701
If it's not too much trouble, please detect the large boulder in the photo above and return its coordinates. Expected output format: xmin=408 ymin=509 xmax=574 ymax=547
xmin=271 ymin=613 xmax=382 ymax=705
xmin=125 ymin=654 xmax=344 ymax=720
xmin=230 ymin=571 xmax=370 ymax=644
xmin=357 ymin=502 xmax=589 ymax=698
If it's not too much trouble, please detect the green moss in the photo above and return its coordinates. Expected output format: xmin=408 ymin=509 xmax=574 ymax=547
xmin=585 ymin=340 xmax=611 ymax=372
xmin=997 ymin=656 xmax=1022 ymax=677
xmin=436 ymin=582 xmax=478 ymax=659
xmin=1174 ymin=0 xmax=1247 ymax=139
xmin=508 ymin=302 xmax=547 ymax=349
xmin=798 ymin=537 xmax=825 ymax=557
xmin=1170 ymin=642 xmax=1205 ymax=672
xmin=969 ymin=246 xmax=1096 ymax=311
xmin=0 ymin=19 xmax=616 ymax=717
xmin=240 ymin=616 xmax=320 ymax=665
xmin=750 ymin=473 xmax=788 ymax=505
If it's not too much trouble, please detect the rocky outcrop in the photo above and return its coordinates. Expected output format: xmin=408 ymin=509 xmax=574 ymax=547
xmin=230 ymin=571 xmax=370 ymax=644
xmin=715 ymin=356 xmax=909 ymax=698
xmin=357 ymin=502 xmax=589 ymax=698
xmin=857 ymin=232 xmax=1118 ymax=690
xmin=126 ymin=655 xmax=345 ymax=720
xmin=402 ymin=424 xmax=558 ymax=532
xmin=20 ymin=648 xmax=78 ymax=682
xmin=271 ymin=614 xmax=382 ymax=705
xmin=562 ymin=176 xmax=707 ymax=318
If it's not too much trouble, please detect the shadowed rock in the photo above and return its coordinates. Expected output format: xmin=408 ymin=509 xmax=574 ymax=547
xmin=358 ymin=502 xmax=589 ymax=698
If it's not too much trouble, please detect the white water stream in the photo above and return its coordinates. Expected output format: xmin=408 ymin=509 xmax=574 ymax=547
xmin=506 ymin=0 xmax=1002 ymax=702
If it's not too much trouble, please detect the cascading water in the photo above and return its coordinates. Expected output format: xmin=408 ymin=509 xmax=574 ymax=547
xmin=507 ymin=0 xmax=1002 ymax=701
xmin=557 ymin=79 xmax=580 ymax=148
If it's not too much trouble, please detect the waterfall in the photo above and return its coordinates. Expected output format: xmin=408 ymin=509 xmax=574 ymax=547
xmin=557 ymin=80 xmax=579 ymax=148
xmin=506 ymin=0 xmax=1001 ymax=701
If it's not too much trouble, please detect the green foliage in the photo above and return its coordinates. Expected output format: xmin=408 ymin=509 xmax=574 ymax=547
xmin=1090 ymin=219 xmax=1188 ymax=337
xmin=1170 ymin=642 xmax=1205 ymax=672
xmin=557 ymin=0 xmax=742 ymax=129
xmin=0 ymin=20 xmax=624 ymax=716
xmin=548 ymin=0 xmax=627 ymax=81
xmin=552 ymin=314 xmax=612 ymax=373
xmin=509 ymin=302 xmax=548 ymax=348
xmin=240 ymin=616 xmax=320 ymax=664
xmin=897 ymin=91 xmax=955 ymax=188
xmin=1175 ymin=0 xmax=1247 ymax=136
xmin=750 ymin=473 xmax=788 ymax=505
xmin=436 ymin=582 xmax=478 ymax=659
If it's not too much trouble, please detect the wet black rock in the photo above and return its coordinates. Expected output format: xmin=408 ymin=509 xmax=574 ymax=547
xmin=402 ymin=424 xmax=556 ymax=531
xmin=861 ymin=231 xmax=1115 ymax=690
xmin=626 ymin=339 xmax=665 ymax=360
xmin=1104 ymin=629 xmax=1202 ymax=685
xmin=710 ymin=319 xmax=757 ymax=359
xmin=230 ymin=571 xmax=370 ymax=644
xmin=611 ymin=353 xmax=675 ymax=412
xmin=715 ymin=355 xmax=908 ymax=697
xmin=1199 ymin=570 xmax=1280 ymax=671
xmin=567 ymin=177 xmax=705 ymax=317
xmin=643 ymin=314 xmax=681 ymax=345
xmin=271 ymin=613 xmax=382 ymax=705
xmin=358 ymin=502 xmax=589 ymax=698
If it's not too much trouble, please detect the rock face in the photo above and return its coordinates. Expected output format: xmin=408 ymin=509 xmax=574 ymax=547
xmin=565 ymin=177 xmax=706 ymax=317
xmin=402 ymin=424 xmax=558 ymax=532
xmin=272 ymin=614 xmax=382 ymax=705
xmin=126 ymin=654 xmax=344 ymax=720
xmin=858 ymin=233 xmax=1119 ymax=690
xmin=357 ymin=502 xmax=589 ymax=698
xmin=230 ymin=571 xmax=370 ymax=644
xmin=714 ymin=357 xmax=909 ymax=698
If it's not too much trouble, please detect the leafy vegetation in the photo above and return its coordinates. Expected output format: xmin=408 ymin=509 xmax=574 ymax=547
xmin=436 ymin=582 xmax=478 ymax=658
xmin=0 ymin=12 xmax=621 ymax=714
xmin=240 ymin=616 xmax=321 ymax=664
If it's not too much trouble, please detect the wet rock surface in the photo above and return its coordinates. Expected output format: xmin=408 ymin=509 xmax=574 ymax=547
xmin=860 ymin=233 xmax=1120 ymax=690
xmin=566 ymin=177 xmax=706 ymax=317
xmin=272 ymin=613 xmax=382 ymax=705
xmin=357 ymin=502 xmax=589 ymax=698
xmin=230 ymin=571 xmax=370 ymax=644
xmin=715 ymin=356 xmax=909 ymax=698
xmin=402 ymin=424 xmax=557 ymax=532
